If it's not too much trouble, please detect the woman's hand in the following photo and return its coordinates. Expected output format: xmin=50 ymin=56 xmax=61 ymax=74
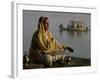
xmin=63 ymin=46 xmax=74 ymax=52
xmin=67 ymin=47 xmax=74 ymax=52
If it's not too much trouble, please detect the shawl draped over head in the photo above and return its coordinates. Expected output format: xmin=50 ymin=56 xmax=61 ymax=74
xmin=28 ymin=16 xmax=65 ymax=61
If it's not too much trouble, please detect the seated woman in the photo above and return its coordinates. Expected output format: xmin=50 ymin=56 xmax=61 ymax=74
xmin=28 ymin=16 xmax=74 ymax=67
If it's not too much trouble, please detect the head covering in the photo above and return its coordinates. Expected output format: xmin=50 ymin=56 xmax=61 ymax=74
xmin=37 ymin=16 xmax=50 ymax=50
xmin=28 ymin=16 xmax=64 ymax=61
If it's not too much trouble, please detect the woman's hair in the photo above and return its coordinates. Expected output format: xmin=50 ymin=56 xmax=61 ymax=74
xmin=38 ymin=16 xmax=49 ymax=28
xmin=38 ymin=16 xmax=48 ymax=23
xmin=39 ymin=16 xmax=44 ymax=22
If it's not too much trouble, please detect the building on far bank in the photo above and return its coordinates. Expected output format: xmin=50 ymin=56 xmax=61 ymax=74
xmin=67 ymin=21 xmax=88 ymax=31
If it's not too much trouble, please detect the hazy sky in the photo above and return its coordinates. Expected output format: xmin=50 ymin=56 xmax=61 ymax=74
xmin=23 ymin=10 xmax=91 ymax=55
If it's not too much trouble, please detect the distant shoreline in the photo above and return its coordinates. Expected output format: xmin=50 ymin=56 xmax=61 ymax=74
xmin=59 ymin=27 xmax=90 ymax=31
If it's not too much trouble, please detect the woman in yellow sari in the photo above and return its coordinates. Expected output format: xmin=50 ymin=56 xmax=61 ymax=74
xmin=28 ymin=16 xmax=73 ymax=67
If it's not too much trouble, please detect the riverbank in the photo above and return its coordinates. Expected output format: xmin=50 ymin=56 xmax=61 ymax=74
xmin=23 ymin=57 xmax=90 ymax=69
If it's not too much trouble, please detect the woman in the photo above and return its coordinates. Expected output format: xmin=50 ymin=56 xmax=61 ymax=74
xmin=28 ymin=16 xmax=73 ymax=67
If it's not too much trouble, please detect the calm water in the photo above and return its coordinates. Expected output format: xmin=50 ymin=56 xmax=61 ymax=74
xmin=54 ymin=30 xmax=91 ymax=59
xmin=24 ymin=27 xmax=91 ymax=59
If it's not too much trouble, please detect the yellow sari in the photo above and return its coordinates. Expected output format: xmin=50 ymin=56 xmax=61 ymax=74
xmin=28 ymin=17 xmax=65 ymax=63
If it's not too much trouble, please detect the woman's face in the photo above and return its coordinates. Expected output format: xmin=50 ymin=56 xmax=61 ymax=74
xmin=44 ymin=19 xmax=49 ymax=31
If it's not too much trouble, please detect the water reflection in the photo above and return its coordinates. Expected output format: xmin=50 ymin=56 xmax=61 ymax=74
xmin=58 ymin=30 xmax=90 ymax=59
xmin=60 ymin=30 xmax=89 ymax=36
